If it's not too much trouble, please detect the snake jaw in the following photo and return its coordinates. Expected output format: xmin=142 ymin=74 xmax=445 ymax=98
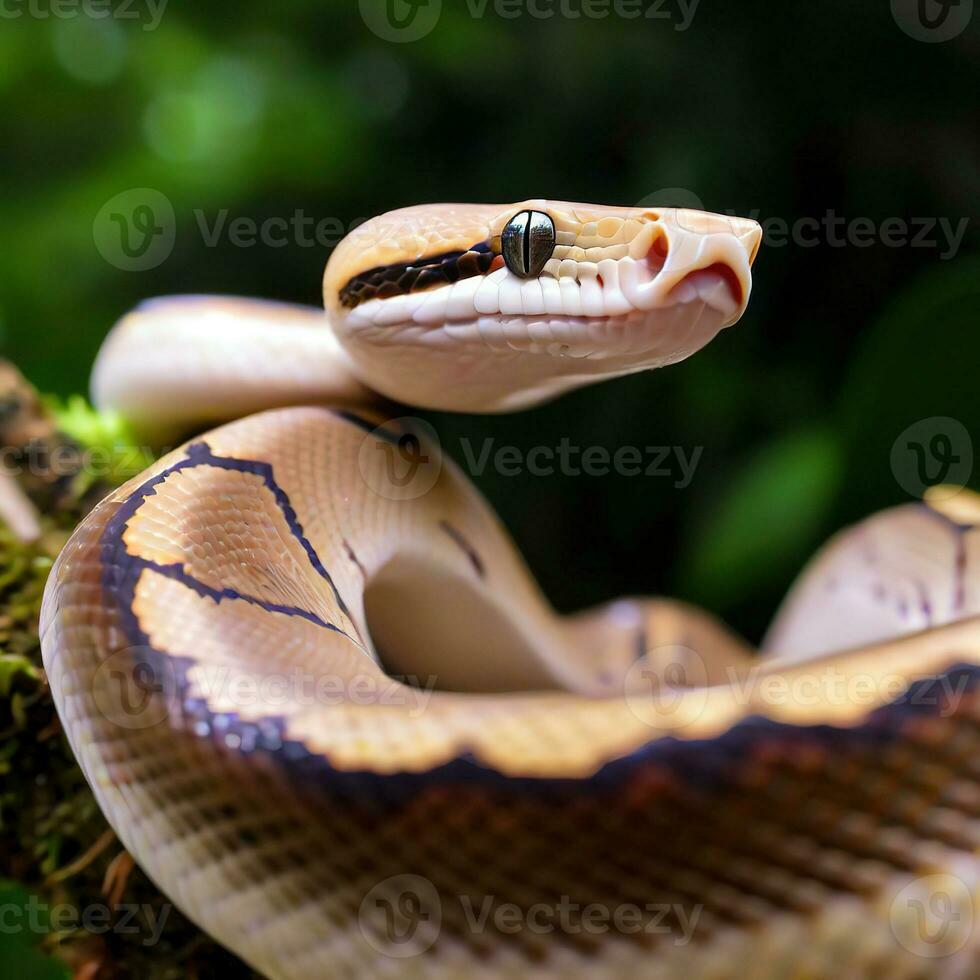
xmin=324 ymin=201 xmax=762 ymax=412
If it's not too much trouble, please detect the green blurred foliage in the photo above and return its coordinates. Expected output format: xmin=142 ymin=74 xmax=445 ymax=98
xmin=0 ymin=882 xmax=68 ymax=980
xmin=0 ymin=0 xmax=977 ymax=648
xmin=677 ymin=426 xmax=843 ymax=612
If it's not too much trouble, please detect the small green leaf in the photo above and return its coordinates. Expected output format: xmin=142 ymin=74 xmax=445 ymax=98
xmin=43 ymin=394 xmax=152 ymax=484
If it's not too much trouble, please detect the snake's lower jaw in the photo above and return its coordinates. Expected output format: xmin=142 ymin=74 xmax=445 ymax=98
xmin=333 ymin=299 xmax=729 ymax=413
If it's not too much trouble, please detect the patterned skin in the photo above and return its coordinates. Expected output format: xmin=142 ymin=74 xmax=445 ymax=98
xmin=42 ymin=201 xmax=980 ymax=978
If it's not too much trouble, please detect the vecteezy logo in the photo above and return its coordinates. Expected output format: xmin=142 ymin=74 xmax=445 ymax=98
xmin=634 ymin=185 xmax=743 ymax=240
xmin=384 ymin=433 xmax=430 ymax=488
xmin=889 ymin=873 xmax=974 ymax=958
xmin=891 ymin=0 xmax=973 ymax=41
xmin=359 ymin=0 xmax=442 ymax=42
xmin=92 ymin=647 xmax=179 ymax=731
xmin=635 ymin=187 xmax=706 ymax=213
xmin=93 ymin=188 xmax=176 ymax=272
xmin=890 ymin=417 xmax=973 ymax=499
xmin=358 ymin=874 xmax=442 ymax=958
xmin=909 ymin=433 xmax=961 ymax=484
xmin=623 ymin=642 xmax=709 ymax=730
xmin=918 ymin=0 xmax=962 ymax=26
xmin=357 ymin=417 xmax=442 ymax=501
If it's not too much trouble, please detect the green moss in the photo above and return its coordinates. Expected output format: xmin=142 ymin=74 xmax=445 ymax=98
xmin=45 ymin=395 xmax=151 ymax=488
xmin=0 ymin=437 xmax=255 ymax=977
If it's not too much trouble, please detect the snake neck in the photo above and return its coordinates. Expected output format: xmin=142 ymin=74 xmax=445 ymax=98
xmin=91 ymin=296 xmax=382 ymax=444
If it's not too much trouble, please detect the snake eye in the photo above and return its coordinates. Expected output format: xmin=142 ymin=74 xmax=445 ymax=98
xmin=501 ymin=210 xmax=556 ymax=279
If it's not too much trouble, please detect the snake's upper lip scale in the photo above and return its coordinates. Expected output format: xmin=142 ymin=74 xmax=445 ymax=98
xmin=346 ymin=254 xmax=753 ymax=331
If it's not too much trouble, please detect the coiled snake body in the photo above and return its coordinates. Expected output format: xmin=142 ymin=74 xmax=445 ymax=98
xmin=40 ymin=202 xmax=980 ymax=977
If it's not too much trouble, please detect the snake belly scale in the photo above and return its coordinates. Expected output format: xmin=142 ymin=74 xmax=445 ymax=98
xmin=40 ymin=201 xmax=980 ymax=978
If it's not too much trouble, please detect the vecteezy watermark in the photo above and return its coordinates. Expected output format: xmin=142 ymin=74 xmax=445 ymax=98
xmin=459 ymin=439 xmax=703 ymax=485
xmin=891 ymin=0 xmax=973 ymax=42
xmin=93 ymin=191 xmax=372 ymax=273
xmin=891 ymin=417 xmax=973 ymax=499
xmin=622 ymin=643 xmax=974 ymax=730
xmin=635 ymin=186 xmax=711 ymax=214
xmin=0 ymin=439 xmax=159 ymax=481
xmin=358 ymin=0 xmax=442 ymax=42
xmin=357 ymin=417 xmax=444 ymax=502
xmin=355 ymin=418 xmax=705 ymax=501
xmin=194 ymin=209 xmax=368 ymax=252
xmin=91 ymin=648 xmax=180 ymax=731
xmin=747 ymin=211 xmax=970 ymax=261
xmin=455 ymin=895 xmax=701 ymax=942
xmin=186 ymin=665 xmax=438 ymax=721
xmin=0 ymin=896 xmax=172 ymax=947
xmin=357 ymin=0 xmax=699 ymax=41
xmin=636 ymin=188 xmax=971 ymax=260
xmin=460 ymin=0 xmax=700 ymax=29
xmin=96 ymin=188 xmax=972 ymax=275
xmin=89 ymin=647 xmax=439 ymax=731
xmin=358 ymin=875 xmax=703 ymax=958
xmin=0 ymin=0 xmax=167 ymax=30
xmin=93 ymin=188 xmax=176 ymax=272
xmin=358 ymin=875 xmax=442 ymax=958
xmin=889 ymin=873 xmax=975 ymax=958
xmin=624 ymin=643 xmax=710 ymax=731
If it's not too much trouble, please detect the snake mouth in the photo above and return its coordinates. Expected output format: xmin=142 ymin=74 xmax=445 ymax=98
xmin=663 ymin=264 xmax=744 ymax=318
xmin=339 ymin=260 xmax=747 ymax=362
xmin=342 ymin=257 xmax=747 ymax=331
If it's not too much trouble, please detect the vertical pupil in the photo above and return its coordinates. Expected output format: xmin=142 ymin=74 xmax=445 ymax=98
xmin=502 ymin=210 xmax=555 ymax=279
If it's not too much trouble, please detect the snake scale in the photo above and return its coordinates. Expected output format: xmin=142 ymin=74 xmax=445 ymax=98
xmin=40 ymin=201 xmax=980 ymax=977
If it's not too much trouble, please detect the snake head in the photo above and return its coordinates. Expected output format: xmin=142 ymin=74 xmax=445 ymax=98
xmin=324 ymin=200 xmax=762 ymax=412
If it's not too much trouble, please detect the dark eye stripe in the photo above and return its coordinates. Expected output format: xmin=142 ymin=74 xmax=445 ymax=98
xmin=338 ymin=241 xmax=497 ymax=309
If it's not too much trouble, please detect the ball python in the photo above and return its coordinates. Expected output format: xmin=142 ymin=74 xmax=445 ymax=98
xmin=40 ymin=201 xmax=980 ymax=978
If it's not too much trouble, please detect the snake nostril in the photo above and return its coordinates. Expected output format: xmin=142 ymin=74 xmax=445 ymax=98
xmin=646 ymin=233 xmax=669 ymax=275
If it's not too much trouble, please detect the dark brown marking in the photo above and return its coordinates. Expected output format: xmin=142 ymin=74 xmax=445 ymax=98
xmin=343 ymin=538 xmax=367 ymax=580
xmin=438 ymin=520 xmax=485 ymax=579
xmin=338 ymin=242 xmax=496 ymax=309
xmin=634 ymin=624 xmax=648 ymax=663
xmin=952 ymin=530 xmax=967 ymax=612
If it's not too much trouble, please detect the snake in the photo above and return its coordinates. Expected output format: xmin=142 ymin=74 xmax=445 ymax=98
xmin=39 ymin=200 xmax=980 ymax=978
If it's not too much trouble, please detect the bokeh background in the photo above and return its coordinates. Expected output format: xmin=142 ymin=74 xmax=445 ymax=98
xmin=2 ymin=0 xmax=978 ymax=644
